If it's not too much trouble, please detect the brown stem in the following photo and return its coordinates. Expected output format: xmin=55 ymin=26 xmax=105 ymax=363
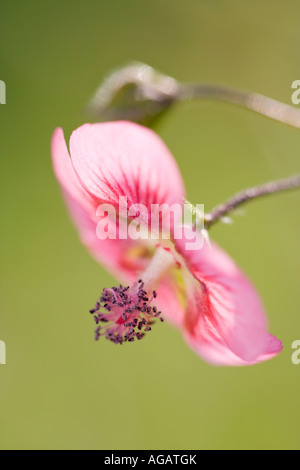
xmin=87 ymin=62 xmax=300 ymax=130
xmin=179 ymin=83 xmax=300 ymax=130
xmin=204 ymin=174 xmax=300 ymax=230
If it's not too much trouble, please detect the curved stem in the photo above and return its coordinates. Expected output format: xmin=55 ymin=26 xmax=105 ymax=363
xmin=179 ymin=83 xmax=300 ymax=130
xmin=87 ymin=62 xmax=300 ymax=130
xmin=204 ymin=174 xmax=300 ymax=230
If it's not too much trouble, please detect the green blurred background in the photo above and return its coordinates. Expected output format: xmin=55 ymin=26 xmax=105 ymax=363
xmin=0 ymin=0 xmax=299 ymax=450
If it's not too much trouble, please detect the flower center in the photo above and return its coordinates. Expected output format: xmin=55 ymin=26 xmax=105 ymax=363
xmin=89 ymin=245 xmax=177 ymax=345
xmin=90 ymin=280 xmax=163 ymax=344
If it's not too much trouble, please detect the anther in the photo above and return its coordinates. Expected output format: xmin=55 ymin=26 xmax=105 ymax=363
xmin=89 ymin=281 xmax=164 ymax=345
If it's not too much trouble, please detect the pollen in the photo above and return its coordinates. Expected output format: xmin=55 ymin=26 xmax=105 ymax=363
xmin=89 ymin=280 xmax=163 ymax=345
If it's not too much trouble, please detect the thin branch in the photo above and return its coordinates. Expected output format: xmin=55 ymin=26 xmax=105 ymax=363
xmin=87 ymin=63 xmax=300 ymax=130
xmin=179 ymin=83 xmax=300 ymax=130
xmin=204 ymin=174 xmax=300 ymax=230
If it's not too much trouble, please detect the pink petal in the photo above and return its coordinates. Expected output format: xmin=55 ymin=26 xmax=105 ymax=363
xmin=51 ymin=128 xmax=95 ymax=216
xmin=155 ymin=272 xmax=186 ymax=328
xmin=52 ymin=127 xmax=157 ymax=281
xmin=63 ymin=190 xmax=146 ymax=281
xmin=175 ymin=228 xmax=282 ymax=365
xmin=69 ymin=121 xmax=186 ymax=226
xmin=52 ymin=123 xmax=186 ymax=280
xmin=184 ymin=331 xmax=282 ymax=366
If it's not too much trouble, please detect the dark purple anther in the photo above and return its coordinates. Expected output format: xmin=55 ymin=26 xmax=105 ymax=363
xmin=89 ymin=280 xmax=164 ymax=345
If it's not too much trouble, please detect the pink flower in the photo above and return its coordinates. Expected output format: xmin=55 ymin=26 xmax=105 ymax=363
xmin=52 ymin=121 xmax=282 ymax=366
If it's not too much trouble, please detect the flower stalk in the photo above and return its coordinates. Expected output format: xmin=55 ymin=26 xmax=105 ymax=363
xmin=87 ymin=62 xmax=300 ymax=130
xmin=178 ymin=83 xmax=300 ymax=130
xmin=204 ymin=174 xmax=300 ymax=230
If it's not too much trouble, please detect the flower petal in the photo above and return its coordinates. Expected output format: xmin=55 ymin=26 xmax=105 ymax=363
xmin=175 ymin=228 xmax=282 ymax=365
xmin=184 ymin=331 xmax=282 ymax=366
xmin=69 ymin=121 xmax=186 ymax=224
xmin=51 ymin=128 xmax=95 ymax=215
xmin=155 ymin=268 xmax=187 ymax=328
xmin=52 ymin=127 xmax=157 ymax=281
xmin=63 ymin=190 xmax=146 ymax=281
